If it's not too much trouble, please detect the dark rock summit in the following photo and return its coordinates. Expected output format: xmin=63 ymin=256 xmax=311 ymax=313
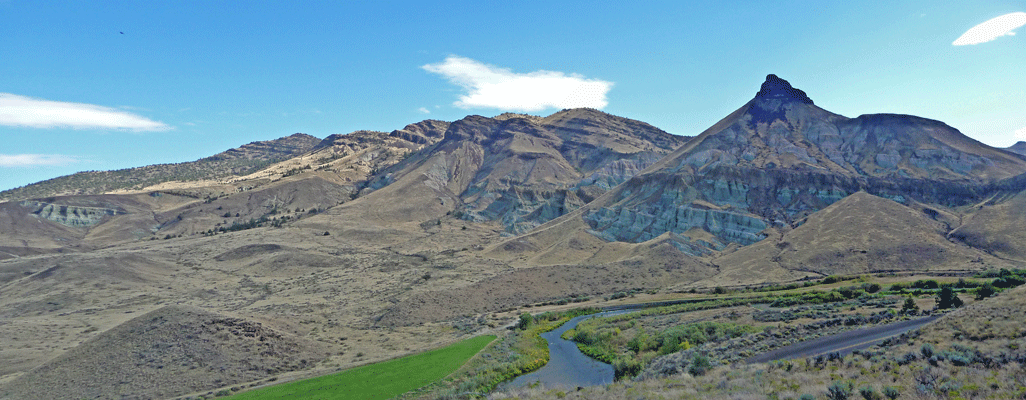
xmin=755 ymin=74 xmax=814 ymax=105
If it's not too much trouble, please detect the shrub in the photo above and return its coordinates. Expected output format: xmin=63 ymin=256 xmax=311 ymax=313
xmin=920 ymin=343 xmax=935 ymax=358
xmin=837 ymin=286 xmax=867 ymax=299
xmin=688 ymin=355 xmax=711 ymax=376
xmin=627 ymin=330 xmax=651 ymax=353
xmin=827 ymin=381 xmax=853 ymax=400
xmin=898 ymin=351 xmax=917 ymax=365
xmin=822 ymin=275 xmax=845 ymax=284
xmin=859 ymin=386 xmax=881 ymax=400
xmin=993 ymin=273 xmax=1026 ymax=288
xmin=882 ymin=386 xmax=900 ymax=400
xmin=801 ymin=395 xmax=816 ymax=400
xmin=975 ymin=283 xmax=997 ymax=300
xmin=613 ymin=357 xmax=642 ymax=380
xmin=517 ymin=313 xmax=533 ymax=330
xmin=911 ymin=280 xmax=939 ymax=289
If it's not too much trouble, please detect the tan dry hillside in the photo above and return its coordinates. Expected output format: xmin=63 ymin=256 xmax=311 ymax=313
xmin=0 ymin=305 xmax=331 ymax=400
xmin=707 ymin=191 xmax=1009 ymax=286
xmin=949 ymin=188 xmax=1026 ymax=262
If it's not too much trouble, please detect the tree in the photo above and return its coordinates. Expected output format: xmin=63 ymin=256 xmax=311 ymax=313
xmin=900 ymin=296 xmax=919 ymax=315
xmin=936 ymin=287 xmax=963 ymax=309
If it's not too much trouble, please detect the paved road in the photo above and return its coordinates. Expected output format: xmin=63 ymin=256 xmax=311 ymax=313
xmin=746 ymin=315 xmax=939 ymax=364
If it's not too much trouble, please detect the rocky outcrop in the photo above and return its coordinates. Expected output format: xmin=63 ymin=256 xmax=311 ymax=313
xmin=22 ymin=201 xmax=120 ymax=227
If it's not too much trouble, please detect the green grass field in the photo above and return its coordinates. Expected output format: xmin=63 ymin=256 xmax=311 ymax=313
xmin=229 ymin=335 xmax=496 ymax=400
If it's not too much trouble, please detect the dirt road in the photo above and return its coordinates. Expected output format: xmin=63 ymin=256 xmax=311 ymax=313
xmin=746 ymin=315 xmax=939 ymax=363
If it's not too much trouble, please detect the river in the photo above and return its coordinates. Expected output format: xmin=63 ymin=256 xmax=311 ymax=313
xmin=503 ymin=311 xmax=626 ymax=390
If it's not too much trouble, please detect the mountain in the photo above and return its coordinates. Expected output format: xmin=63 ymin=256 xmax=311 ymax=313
xmin=579 ymin=75 xmax=1026 ymax=254
xmin=0 ymin=133 xmax=322 ymax=202
xmin=332 ymin=109 xmax=688 ymax=237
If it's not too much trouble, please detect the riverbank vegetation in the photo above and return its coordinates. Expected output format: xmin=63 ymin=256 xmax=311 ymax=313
xmin=556 ymin=271 xmax=1026 ymax=383
xmin=491 ymin=284 xmax=1026 ymax=400
xmin=401 ymin=308 xmax=599 ymax=399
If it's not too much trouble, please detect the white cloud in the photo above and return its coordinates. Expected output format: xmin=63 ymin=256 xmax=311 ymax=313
xmin=0 ymin=93 xmax=170 ymax=131
xmin=1015 ymin=126 xmax=1026 ymax=140
xmin=422 ymin=55 xmax=613 ymax=112
xmin=953 ymin=12 xmax=1026 ymax=45
xmin=417 ymin=107 xmax=431 ymax=114
xmin=0 ymin=154 xmax=78 ymax=167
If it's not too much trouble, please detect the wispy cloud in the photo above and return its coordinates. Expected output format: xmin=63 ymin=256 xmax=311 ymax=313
xmin=0 ymin=93 xmax=170 ymax=131
xmin=422 ymin=55 xmax=613 ymax=112
xmin=1015 ymin=126 xmax=1026 ymax=140
xmin=953 ymin=12 xmax=1026 ymax=45
xmin=417 ymin=107 xmax=431 ymax=114
xmin=0 ymin=154 xmax=78 ymax=167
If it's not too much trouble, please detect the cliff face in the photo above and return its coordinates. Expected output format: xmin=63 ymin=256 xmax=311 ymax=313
xmin=583 ymin=75 xmax=1026 ymax=252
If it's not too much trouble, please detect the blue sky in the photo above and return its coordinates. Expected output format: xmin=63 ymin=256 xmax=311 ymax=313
xmin=1 ymin=1 xmax=1024 ymax=192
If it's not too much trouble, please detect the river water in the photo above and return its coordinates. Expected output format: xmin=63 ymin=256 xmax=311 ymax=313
xmin=503 ymin=311 xmax=626 ymax=390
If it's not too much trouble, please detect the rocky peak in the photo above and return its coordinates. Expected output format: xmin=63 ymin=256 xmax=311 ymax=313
xmin=754 ymin=74 xmax=813 ymax=105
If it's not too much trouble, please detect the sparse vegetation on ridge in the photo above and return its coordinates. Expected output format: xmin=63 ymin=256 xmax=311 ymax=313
xmin=0 ymin=134 xmax=321 ymax=202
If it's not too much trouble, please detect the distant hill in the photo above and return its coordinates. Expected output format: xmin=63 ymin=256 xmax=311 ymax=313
xmin=1005 ymin=141 xmax=1026 ymax=156
xmin=0 ymin=133 xmax=321 ymax=202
